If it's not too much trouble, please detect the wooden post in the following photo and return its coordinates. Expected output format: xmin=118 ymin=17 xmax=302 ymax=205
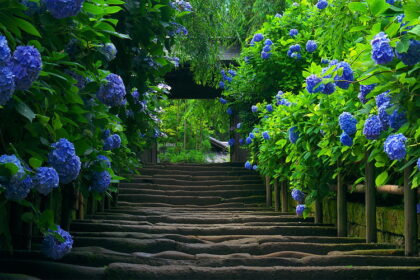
xmin=281 ymin=180 xmax=288 ymax=212
xmin=77 ymin=193 xmax=84 ymax=220
xmin=337 ymin=166 xmax=347 ymax=237
xmin=111 ymin=191 xmax=118 ymax=207
xmin=265 ymin=176 xmax=272 ymax=208
xmin=365 ymin=156 xmax=377 ymax=243
xmin=87 ymin=194 xmax=95 ymax=215
xmin=98 ymin=196 xmax=105 ymax=212
xmin=274 ymin=179 xmax=280 ymax=212
xmin=60 ymin=184 xmax=76 ymax=232
xmin=404 ymin=163 xmax=418 ymax=256
xmin=105 ymin=194 xmax=111 ymax=210
xmin=315 ymin=199 xmax=323 ymax=224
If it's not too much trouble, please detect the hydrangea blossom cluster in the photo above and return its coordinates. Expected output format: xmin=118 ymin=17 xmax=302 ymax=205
xmin=49 ymin=139 xmax=81 ymax=184
xmin=0 ymin=66 xmax=15 ymax=106
xmin=103 ymin=134 xmax=121 ymax=151
xmin=363 ymin=115 xmax=383 ymax=140
xmin=389 ymin=110 xmax=406 ymax=131
xmin=288 ymin=126 xmax=299 ymax=144
xmin=253 ymin=33 xmax=264 ymax=43
xmin=339 ymin=112 xmax=357 ymax=135
xmin=170 ymin=0 xmax=193 ymax=12
xmin=66 ymin=70 xmax=87 ymax=90
xmin=371 ymin=32 xmax=394 ymax=65
xmin=227 ymin=107 xmax=233 ymax=115
xmin=375 ymin=91 xmax=391 ymax=108
xmin=237 ymin=123 xmax=242 ymax=129
xmin=228 ymin=138 xmax=235 ymax=146
xmin=251 ymin=105 xmax=258 ymax=113
xmin=11 ymin=46 xmax=42 ymax=90
xmin=316 ymin=0 xmax=328 ymax=9
xmin=90 ymin=171 xmax=111 ymax=193
xmin=168 ymin=22 xmax=188 ymax=36
xmin=0 ymin=154 xmax=34 ymax=200
xmin=97 ymin=73 xmax=127 ymax=107
xmin=261 ymin=39 xmax=273 ymax=59
xmin=21 ymin=0 xmax=42 ymax=16
xmin=378 ymin=103 xmax=391 ymax=129
xmin=276 ymin=91 xmax=291 ymax=106
xmin=244 ymin=161 xmax=252 ymax=169
xmin=33 ymin=167 xmax=59 ymax=195
xmin=0 ymin=35 xmax=11 ymax=64
xmin=99 ymin=43 xmax=117 ymax=61
xmin=220 ymin=69 xmax=236 ymax=89
xmin=321 ymin=58 xmax=329 ymax=64
xmin=358 ymin=84 xmax=376 ymax=104
xmin=42 ymin=225 xmax=73 ymax=259
xmin=306 ymin=75 xmax=324 ymax=93
xmin=219 ymin=97 xmax=227 ymax=104
xmin=262 ymin=131 xmax=270 ymax=140
xmin=252 ymin=165 xmax=258 ymax=171
xmin=246 ymin=137 xmax=252 ymax=145
xmin=287 ymin=44 xmax=301 ymax=60
xmin=333 ymin=61 xmax=354 ymax=90
xmin=417 ymin=158 xmax=420 ymax=171
xmin=340 ymin=132 xmax=353 ymax=146
xmin=306 ymin=40 xmax=317 ymax=52
xmin=249 ymin=132 xmax=255 ymax=139
xmin=396 ymin=39 xmax=420 ymax=66
xmin=96 ymin=155 xmax=111 ymax=168
xmin=266 ymin=104 xmax=273 ymax=112
xmin=291 ymin=189 xmax=305 ymax=202
xmin=383 ymin=134 xmax=407 ymax=161
xmin=289 ymin=29 xmax=298 ymax=38
xmin=296 ymin=204 xmax=306 ymax=216
xmin=44 ymin=0 xmax=85 ymax=19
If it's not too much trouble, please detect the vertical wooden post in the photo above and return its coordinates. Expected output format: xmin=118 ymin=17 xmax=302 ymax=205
xmin=315 ymin=199 xmax=323 ymax=224
xmin=365 ymin=156 xmax=377 ymax=243
xmin=77 ymin=193 xmax=84 ymax=220
xmin=404 ymin=163 xmax=418 ymax=256
xmin=337 ymin=166 xmax=347 ymax=237
xmin=87 ymin=194 xmax=95 ymax=215
xmin=265 ymin=176 xmax=272 ymax=208
xmin=98 ymin=196 xmax=105 ymax=212
xmin=61 ymin=184 xmax=76 ymax=232
xmin=111 ymin=191 xmax=118 ymax=208
xmin=281 ymin=180 xmax=288 ymax=212
xmin=274 ymin=179 xmax=280 ymax=212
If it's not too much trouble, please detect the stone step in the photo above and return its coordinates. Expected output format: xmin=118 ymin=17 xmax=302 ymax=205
xmin=118 ymin=194 xmax=265 ymax=205
xmin=118 ymin=188 xmax=265 ymax=198
xmin=70 ymin=222 xmax=337 ymax=236
xmin=72 ymin=237 xmax=395 ymax=256
xmin=139 ymin=169 xmax=258 ymax=177
xmin=128 ymin=178 xmax=263 ymax=186
xmin=139 ymin=165 xmax=251 ymax=172
xmin=105 ymin=263 xmax=420 ymax=280
xmin=83 ymin=213 xmax=312 ymax=224
xmin=119 ymin=183 xmax=264 ymax=191
xmin=136 ymin=174 xmax=261 ymax=181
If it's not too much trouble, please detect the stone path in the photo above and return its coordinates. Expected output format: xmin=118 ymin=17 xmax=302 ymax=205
xmin=1 ymin=163 xmax=419 ymax=279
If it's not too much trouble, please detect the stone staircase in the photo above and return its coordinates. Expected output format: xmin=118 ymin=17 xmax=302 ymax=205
xmin=1 ymin=163 xmax=419 ymax=279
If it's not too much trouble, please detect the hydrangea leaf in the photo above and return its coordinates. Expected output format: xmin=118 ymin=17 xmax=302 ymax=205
xmin=375 ymin=170 xmax=389 ymax=186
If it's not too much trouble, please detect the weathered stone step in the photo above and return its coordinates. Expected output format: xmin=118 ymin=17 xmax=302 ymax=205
xmin=118 ymin=188 xmax=265 ymax=198
xmin=118 ymin=194 xmax=265 ymax=205
xmin=70 ymin=222 xmax=336 ymax=236
xmin=139 ymin=168 xmax=258 ymax=176
xmin=83 ymin=213 xmax=312 ymax=224
xmin=140 ymin=165 xmax=252 ymax=172
xmin=128 ymin=178 xmax=262 ymax=186
xmin=138 ymin=174 xmax=261 ymax=181
xmin=107 ymin=207 xmax=292 ymax=215
xmin=105 ymin=263 xmax=420 ymax=280
xmin=72 ymin=237 xmax=395 ymax=256
xmin=119 ymin=183 xmax=263 ymax=191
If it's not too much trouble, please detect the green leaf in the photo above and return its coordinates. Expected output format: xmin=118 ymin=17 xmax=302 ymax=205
xmin=13 ymin=17 xmax=41 ymax=37
xmin=375 ymin=170 xmax=389 ymax=186
xmin=396 ymin=38 xmax=410 ymax=53
xmin=15 ymin=99 xmax=36 ymax=122
xmin=0 ymin=162 xmax=19 ymax=177
xmin=29 ymin=157 xmax=43 ymax=169
xmin=367 ymin=0 xmax=388 ymax=16
xmin=348 ymin=2 xmax=368 ymax=13
xmin=21 ymin=212 xmax=34 ymax=223
xmin=408 ymin=25 xmax=420 ymax=37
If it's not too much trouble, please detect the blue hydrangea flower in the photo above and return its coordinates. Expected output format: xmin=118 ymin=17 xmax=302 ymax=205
xmin=277 ymin=98 xmax=291 ymax=106
xmin=244 ymin=56 xmax=250 ymax=63
xmin=252 ymin=165 xmax=258 ymax=171
xmin=275 ymin=13 xmax=282 ymax=18
xmin=249 ymin=132 xmax=255 ymax=139
xmin=386 ymin=0 xmax=395 ymax=5
xmin=228 ymin=69 xmax=236 ymax=76
xmin=263 ymin=45 xmax=271 ymax=53
xmin=265 ymin=39 xmax=273 ymax=46
xmin=170 ymin=0 xmax=193 ymax=12
xmin=340 ymin=132 xmax=353 ymax=146
xmin=375 ymin=91 xmax=391 ymax=108
xmin=99 ymin=43 xmax=117 ymax=61
xmin=246 ymin=137 xmax=252 ymax=145
xmin=291 ymin=53 xmax=301 ymax=60
xmin=261 ymin=51 xmax=271 ymax=59
xmin=389 ymin=110 xmax=406 ymax=131
xmin=291 ymin=189 xmax=305 ymax=202
xmin=44 ymin=0 xmax=85 ymax=19
xmin=11 ymin=46 xmax=42 ymax=90
xmin=239 ymin=138 xmax=244 ymax=145
xmin=289 ymin=29 xmax=298 ymax=37
xmin=316 ymin=0 xmax=328 ymax=9
xmin=289 ymin=44 xmax=301 ymax=53
xmin=103 ymin=129 xmax=111 ymax=140
xmin=262 ymin=131 xmax=270 ymax=140
xmin=306 ymin=74 xmax=325 ymax=93
xmin=358 ymin=84 xmax=376 ymax=104
xmin=244 ymin=161 xmax=252 ymax=169
xmin=34 ymin=167 xmax=59 ymax=196
xmin=219 ymin=81 xmax=225 ymax=89
xmin=228 ymin=138 xmax=235 ymax=146
xmin=251 ymin=105 xmax=258 ymax=113
xmin=227 ymin=107 xmax=233 ymax=115
xmin=103 ymin=134 xmax=121 ymax=151
xmin=417 ymin=158 xmax=420 ymax=171
xmin=97 ymin=73 xmax=126 ymax=107
xmin=42 ymin=225 xmax=73 ymax=259
xmin=333 ymin=61 xmax=354 ymax=90
xmin=383 ymin=134 xmax=407 ymax=161
xmin=90 ymin=171 xmax=111 ymax=193
xmin=396 ymin=39 xmax=420 ymax=66
xmin=0 ymin=35 xmax=11 ymax=65
xmin=371 ymin=32 xmax=394 ymax=65
xmin=417 ymin=203 xmax=420 ymax=214
xmin=253 ymin=33 xmax=264 ymax=42
xmin=21 ymin=0 xmax=42 ymax=15
xmin=296 ymin=204 xmax=306 ymax=216
xmin=266 ymin=104 xmax=273 ymax=112
xmin=219 ymin=97 xmax=227 ymax=104
xmin=96 ymin=155 xmax=111 ymax=168
xmin=0 ymin=154 xmax=25 ymax=177
xmin=0 ymin=66 xmax=15 ymax=106
xmin=378 ymin=103 xmax=391 ymax=129
xmin=48 ymin=139 xmax=81 ymax=184
xmin=289 ymin=126 xmax=299 ymax=143
xmin=363 ymin=115 xmax=383 ymax=140
xmin=5 ymin=176 xmax=33 ymax=201
xmin=237 ymin=123 xmax=242 ymax=129
xmin=322 ymin=82 xmax=336 ymax=95
xmin=306 ymin=40 xmax=317 ymax=52
xmin=321 ymin=59 xmax=329 ymax=65
xmin=339 ymin=112 xmax=357 ymax=135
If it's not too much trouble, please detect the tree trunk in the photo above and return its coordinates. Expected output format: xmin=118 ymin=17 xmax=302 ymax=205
xmin=265 ymin=176 xmax=272 ymax=208
xmin=315 ymin=199 xmax=323 ymax=224
xmin=281 ymin=180 xmax=288 ymax=212
xmin=274 ymin=179 xmax=280 ymax=212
